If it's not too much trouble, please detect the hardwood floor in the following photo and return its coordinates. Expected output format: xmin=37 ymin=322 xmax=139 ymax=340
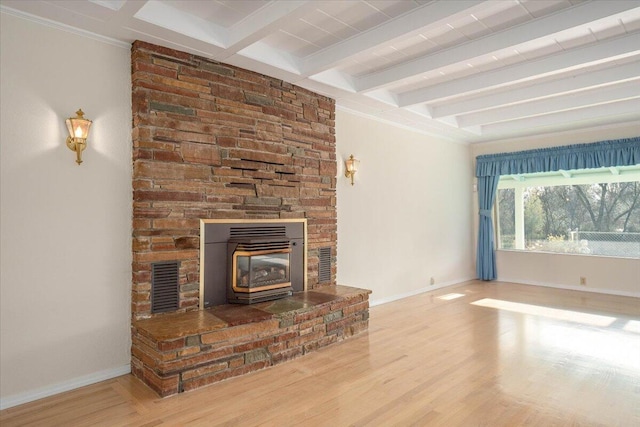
xmin=2 ymin=281 xmax=639 ymax=426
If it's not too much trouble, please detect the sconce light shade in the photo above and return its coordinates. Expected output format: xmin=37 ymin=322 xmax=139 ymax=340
xmin=344 ymin=154 xmax=360 ymax=186
xmin=65 ymin=109 xmax=92 ymax=165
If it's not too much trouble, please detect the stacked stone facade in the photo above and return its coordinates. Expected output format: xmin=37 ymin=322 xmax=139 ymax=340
xmin=131 ymin=41 xmax=337 ymax=320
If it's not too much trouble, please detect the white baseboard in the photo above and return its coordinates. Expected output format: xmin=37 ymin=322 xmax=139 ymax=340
xmin=501 ymin=279 xmax=640 ymax=298
xmin=369 ymin=278 xmax=474 ymax=307
xmin=0 ymin=364 xmax=131 ymax=410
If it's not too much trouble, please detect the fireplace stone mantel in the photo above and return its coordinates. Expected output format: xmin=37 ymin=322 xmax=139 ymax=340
xmin=131 ymin=285 xmax=371 ymax=396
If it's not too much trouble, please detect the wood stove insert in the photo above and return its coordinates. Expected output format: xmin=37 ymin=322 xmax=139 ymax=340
xmin=201 ymin=219 xmax=306 ymax=308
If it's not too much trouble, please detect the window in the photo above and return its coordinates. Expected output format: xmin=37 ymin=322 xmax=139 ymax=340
xmin=496 ymin=165 xmax=640 ymax=258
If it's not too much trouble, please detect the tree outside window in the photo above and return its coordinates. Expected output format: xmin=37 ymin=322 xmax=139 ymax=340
xmin=496 ymin=167 xmax=640 ymax=258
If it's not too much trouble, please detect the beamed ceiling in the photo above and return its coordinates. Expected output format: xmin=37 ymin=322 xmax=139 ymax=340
xmin=2 ymin=0 xmax=639 ymax=144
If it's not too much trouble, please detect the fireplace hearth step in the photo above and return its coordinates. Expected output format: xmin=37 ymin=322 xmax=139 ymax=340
xmin=131 ymin=285 xmax=371 ymax=397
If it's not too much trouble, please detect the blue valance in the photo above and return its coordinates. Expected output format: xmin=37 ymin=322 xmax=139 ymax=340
xmin=476 ymin=137 xmax=640 ymax=177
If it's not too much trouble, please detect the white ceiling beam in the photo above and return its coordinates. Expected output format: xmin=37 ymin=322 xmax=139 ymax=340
xmin=337 ymin=98 xmax=396 ymax=116
xmin=123 ymin=18 xmax=229 ymax=58
xmin=230 ymin=41 xmax=301 ymax=75
xmin=308 ymin=69 xmax=357 ymax=93
xmin=221 ymin=1 xmax=317 ymax=58
xmin=361 ymin=89 xmax=398 ymax=107
xmin=301 ymin=0 xmax=483 ymax=76
xmin=431 ymin=61 xmax=640 ymax=119
xmin=404 ymin=105 xmax=433 ymax=119
xmin=398 ymin=32 xmax=640 ymax=107
xmin=133 ymin=1 xmax=226 ymax=47
xmin=83 ymin=1 xmax=150 ymax=39
xmin=89 ymin=1 xmax=126 ymax=11
xmin=478 ymin=98 xmax=640 ymax=135
xmin=377 ymin=107 xmax=473 ymax=137
xmin=295 ymin=79 xmax=362 ymax=101
xmin=457 ymin=82 xmax=640 ymax=127
xmin=356 ymin=1 xmax=640 ymax=93
xmin=405 ymin=104 xmax=458 ymax=126
xmin=107 ymin=0 xmax=148 ymax=26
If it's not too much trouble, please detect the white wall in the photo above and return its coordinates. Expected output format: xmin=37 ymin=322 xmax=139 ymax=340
xmin=0 ymin=12 xmax=132 ymax=408
xmin=471 ymin=125 xmax=640 ymax=297
xmin=336 ymin=110 xmax=475 ymax=305
xmin=496 ymin=251 xmax=639 ymax=295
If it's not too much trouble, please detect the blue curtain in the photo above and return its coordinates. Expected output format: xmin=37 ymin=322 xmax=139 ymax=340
xmin=476 ymin=175 xmax=500 ymax=280
xmin=475 ymin=137 xmax=640 ymax=281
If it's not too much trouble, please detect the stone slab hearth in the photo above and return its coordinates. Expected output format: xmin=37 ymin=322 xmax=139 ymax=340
xmin=131 ymin=285 xmax=371 ymax=397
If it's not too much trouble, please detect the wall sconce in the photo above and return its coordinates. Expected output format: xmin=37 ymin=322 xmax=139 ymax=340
xmin=344 ymin=154 xmax=360 ymax=186
xmin=65 ymin=109 xmax=92 ymax=165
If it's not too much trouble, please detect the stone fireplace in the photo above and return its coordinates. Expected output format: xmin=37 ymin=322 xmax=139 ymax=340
xmin=130 ymin=40 xmax=369 ymax=397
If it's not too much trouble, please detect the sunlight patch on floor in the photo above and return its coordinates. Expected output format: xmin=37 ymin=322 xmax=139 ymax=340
xmin=438 ymin=293 xmax=465 ymax=301
xmin=537 ymin=321 xmax=640 ymax=371
xmin=478 ymin=298 xmax=640 ymax=372
xmin=623 ymin=319 xmax=640 ymax=333
xmin=471 ymin=298 xmax=616 ymax=327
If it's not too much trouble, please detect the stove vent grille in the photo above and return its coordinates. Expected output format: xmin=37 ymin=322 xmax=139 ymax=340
xmin=151 ymin=261 xmax=180 ymax=313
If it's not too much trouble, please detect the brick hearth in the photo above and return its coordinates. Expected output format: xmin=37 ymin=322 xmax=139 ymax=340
xmin=132 ymin=285 xmax=370 ymax=396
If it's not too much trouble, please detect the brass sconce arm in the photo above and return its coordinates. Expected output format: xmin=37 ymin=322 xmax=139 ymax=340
xmin=66 ymin=136 xmax=86 ymax=165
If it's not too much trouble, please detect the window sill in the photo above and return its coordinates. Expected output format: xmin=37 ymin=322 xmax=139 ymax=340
xmin=496 ymin=248 xmax=639 ymax=261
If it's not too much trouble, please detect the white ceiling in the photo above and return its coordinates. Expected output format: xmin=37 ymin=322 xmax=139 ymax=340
xmin=2 ymin=0 xmax=639 ymax=144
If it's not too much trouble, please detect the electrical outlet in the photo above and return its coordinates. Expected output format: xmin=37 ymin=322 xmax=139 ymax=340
xmin=430 ymin=277 xmax=435 ymax=285
xmin=580 ymin=276 xmax=587 ymax=286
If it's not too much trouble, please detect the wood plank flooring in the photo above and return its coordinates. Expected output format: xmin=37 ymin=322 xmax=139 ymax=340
xmin=2 ymin=281 xmax=639 ymax=426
